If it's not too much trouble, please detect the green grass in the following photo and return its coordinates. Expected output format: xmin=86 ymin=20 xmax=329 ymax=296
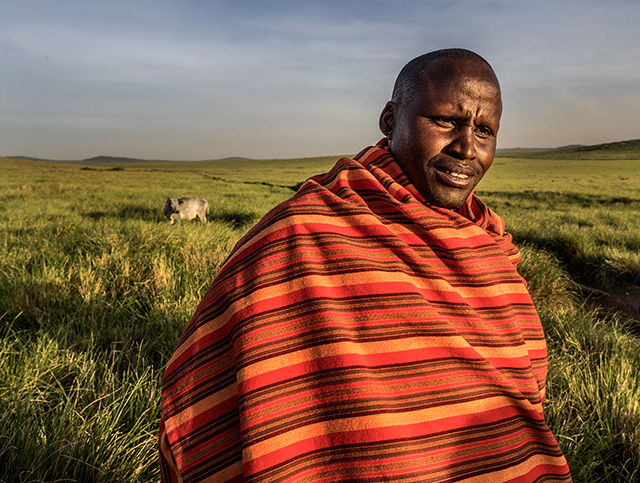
xmin=518 ymin=246 xmax=640 ymax=481
xmin=542 ymin=305 xmax=640 ymax=482
xmin=0 ymin=329 xmax=160 ymax=481
xmin=1 ymin=144 xmax=640 ymax=482
xmin=479 ymin=191 xmax=640 ymax=287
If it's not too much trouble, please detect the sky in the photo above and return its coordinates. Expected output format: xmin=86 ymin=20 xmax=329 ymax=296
xmin=2 ymin=0 xmax=640 ymax=160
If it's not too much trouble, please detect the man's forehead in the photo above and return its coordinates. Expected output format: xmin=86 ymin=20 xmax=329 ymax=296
xmin=415 ymin=58 xmax=502 ymax=110
xmin=420 ymin=58 xmax=499 ymax=90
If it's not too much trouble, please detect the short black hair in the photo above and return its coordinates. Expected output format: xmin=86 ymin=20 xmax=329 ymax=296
xmin=391 ymin=48 xmax=494 ymax=108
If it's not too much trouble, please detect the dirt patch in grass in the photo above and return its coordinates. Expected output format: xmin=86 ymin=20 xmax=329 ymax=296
xmin=579 ymin=282 xmax=640 ymax=335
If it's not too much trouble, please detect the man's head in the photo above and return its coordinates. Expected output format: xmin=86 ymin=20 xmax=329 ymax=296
xmin=379 ymin=48 xmax=502 ymax=209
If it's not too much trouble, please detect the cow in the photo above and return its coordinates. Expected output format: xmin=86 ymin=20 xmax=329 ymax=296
xmin=164 ymin=197 xmax=209 ymax=224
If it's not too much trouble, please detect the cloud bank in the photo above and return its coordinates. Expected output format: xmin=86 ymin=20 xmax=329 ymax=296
xmin=1 ymin=0 xmax=639 ymax=159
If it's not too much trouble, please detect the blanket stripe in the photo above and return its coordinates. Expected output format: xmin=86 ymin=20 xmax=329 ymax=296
xmin=160 ymin=142 xmax=571 ymax=482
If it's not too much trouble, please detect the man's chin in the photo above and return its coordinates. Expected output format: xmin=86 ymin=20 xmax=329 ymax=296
xmin=420 ymin=187 xmax=472 ymax=210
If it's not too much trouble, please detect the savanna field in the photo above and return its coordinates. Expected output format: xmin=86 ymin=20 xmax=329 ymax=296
xmin=1 ymin=140 xmax=640 ymax=482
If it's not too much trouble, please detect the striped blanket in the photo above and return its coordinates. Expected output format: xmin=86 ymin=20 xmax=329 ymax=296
xmin=160 ymin=141 xmax=571 ymax=482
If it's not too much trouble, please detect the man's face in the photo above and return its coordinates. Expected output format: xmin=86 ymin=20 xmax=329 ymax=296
xmin=380 ymin=59 xmax=502 ymax=209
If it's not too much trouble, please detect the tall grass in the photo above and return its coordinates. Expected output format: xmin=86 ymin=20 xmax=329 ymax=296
xmin=541 ymin=304 xmax=640 ymax=482
xmin=0 ymin=328 xmax=160 ymax=482
xmin=518 ymin=245 xmax=640 ymax=481
xmin=1 ymin=154 xmax=640 ymax=481
xmin=0 ymin=157 xmax=300 ymax=481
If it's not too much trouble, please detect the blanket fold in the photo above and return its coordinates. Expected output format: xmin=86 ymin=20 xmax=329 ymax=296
xmin=160 ymin=141 xmax=571 ymax=482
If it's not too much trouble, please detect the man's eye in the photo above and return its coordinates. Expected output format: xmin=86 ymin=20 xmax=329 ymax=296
xmin=436 ymin=118 xmax=456 ymax=127
xmin=476 ymin=126 xmax=493 ymax=138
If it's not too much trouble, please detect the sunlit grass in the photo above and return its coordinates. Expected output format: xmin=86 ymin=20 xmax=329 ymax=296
xmin=481 ymin=191 xmax=640 ymax=287
xmin=1 ymin=152 xmax=640 ymax=482
xmin=541 ymin=304 xmax=640 ymax=482
xmin=0 ymin=328 xmax=160 ymax=482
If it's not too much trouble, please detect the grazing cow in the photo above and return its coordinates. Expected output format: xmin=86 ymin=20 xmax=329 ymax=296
xmin=164 ymin=197 xmax=209 ymax=224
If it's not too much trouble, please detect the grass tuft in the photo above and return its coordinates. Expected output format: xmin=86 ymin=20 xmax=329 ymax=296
xmin=0 ymin=329 xmax=160 ymax=482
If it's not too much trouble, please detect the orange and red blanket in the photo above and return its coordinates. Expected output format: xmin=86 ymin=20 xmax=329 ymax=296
xmin=160 ymin=141 xmax=571 ymax=482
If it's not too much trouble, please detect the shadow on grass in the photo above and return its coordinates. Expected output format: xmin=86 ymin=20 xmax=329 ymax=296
xmin=483 ymin=190 xmax=640 ymax=208
xmin=0 ymin=280 xmax=184 ymax=369
xmin=209 ymin=210 xmax=262 ymax=229
xmin=206 ymin=174 xmax=304 ymax=192
xmin=85 ymin=204 xmax=165 ymax=222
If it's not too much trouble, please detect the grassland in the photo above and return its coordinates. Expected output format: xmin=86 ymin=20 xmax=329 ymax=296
xmin=1 ymin=141 xmax=640 ymax=482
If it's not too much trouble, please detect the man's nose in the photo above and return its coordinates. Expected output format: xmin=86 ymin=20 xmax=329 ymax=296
xmin=447 ymin=128 xmax=477 ymax=160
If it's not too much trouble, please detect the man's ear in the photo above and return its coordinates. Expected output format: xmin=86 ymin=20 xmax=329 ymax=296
xmin=379 ymin=101 xmax=397 ymax=139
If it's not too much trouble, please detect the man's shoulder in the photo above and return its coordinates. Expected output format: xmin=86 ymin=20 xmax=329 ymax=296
xmin=229 ymin=156 xmax=368 ymax=242
xmin=301 ymin=155 xmax=368 ymax=191
xmin=258 ymin=156 xmax=373 ymax=227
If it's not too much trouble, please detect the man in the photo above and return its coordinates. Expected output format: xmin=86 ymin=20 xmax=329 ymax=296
xmin=160 ymin=49 xmax=572 ymax=482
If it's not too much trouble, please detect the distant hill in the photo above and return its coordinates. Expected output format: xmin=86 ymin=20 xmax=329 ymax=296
xmin=5 ymin=154 xmax=253 ymax=164
xmin=568 ymin=138 xmax=640 ymax=153
xmin=9 ymin=155 xmax=73 ymax=163
xmin=8 ymin=138 xmax=640 ymax=163
xmin=497 ymin=144 xmax=584 ymax=153
xmin=497 ymin=138 xmax=640 ymax=160
xmin=216 ymin=156 xmax=253 ymax=162
xmin=6 ymin=155 xmax=159 ymax=164
xmin=82 ymin=155 xmax=175 ymax=163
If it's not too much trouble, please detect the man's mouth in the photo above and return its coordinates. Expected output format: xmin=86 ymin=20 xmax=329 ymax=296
xmin=444 ymin=170 xmax=469 ymax=180
xmin=435 ymin=166 xmax=474 ymax=187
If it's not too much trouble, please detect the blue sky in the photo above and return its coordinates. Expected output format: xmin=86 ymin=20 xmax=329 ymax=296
xmin=2 ymin=0 xmax=639 ymax=160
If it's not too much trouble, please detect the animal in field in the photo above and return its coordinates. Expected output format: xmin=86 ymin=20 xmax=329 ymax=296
xmin=164 ymin=197 xmax=209 ymax=224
